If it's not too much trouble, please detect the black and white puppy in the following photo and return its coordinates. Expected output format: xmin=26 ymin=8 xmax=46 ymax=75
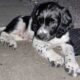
xmin=30 ymin=2 xmax=80 ymax=77
xmin=0 ymin=2 xmax=80 ymax=77
xmin=0 ymin=15 xmax=34 ymax=48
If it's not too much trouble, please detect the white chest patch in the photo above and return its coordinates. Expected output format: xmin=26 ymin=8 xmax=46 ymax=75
xmin=49 ymin=32 xmax=70 ymax=45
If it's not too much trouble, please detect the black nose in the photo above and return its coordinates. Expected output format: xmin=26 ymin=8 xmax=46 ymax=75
xmin=37 ymin=33 xmax=46 ymax=40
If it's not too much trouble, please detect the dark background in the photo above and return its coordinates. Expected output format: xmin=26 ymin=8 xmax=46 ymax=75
xmin=0 ymin=0 xmax=80 ymax=28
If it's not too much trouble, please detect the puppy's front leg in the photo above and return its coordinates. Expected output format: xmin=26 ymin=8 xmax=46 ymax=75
xmin=44 ymin=49 xmax=64 ymax=67
xmin=61 ymin=43 xmax=80 ymax=77
xmin=33 ymin=38 xmax=64 ymax=67
xmin=0 ymin=32 xmax=17 ymax=49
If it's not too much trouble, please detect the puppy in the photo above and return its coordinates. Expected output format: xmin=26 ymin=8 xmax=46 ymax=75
xmin=0 ymin=16 xmax=34 ymax=48
xmin=30 ymin=2 xmax=80 ymax=77
xmin=0 ymin=1 xmax=80 ymax=77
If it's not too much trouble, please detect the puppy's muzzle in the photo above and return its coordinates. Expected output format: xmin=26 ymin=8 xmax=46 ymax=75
xmin=37 ymin=33 xmax=47 ymax=40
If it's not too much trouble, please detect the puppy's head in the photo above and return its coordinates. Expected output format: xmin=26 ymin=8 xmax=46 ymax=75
xmin=31 ymin=2 xmax=73 ymax=41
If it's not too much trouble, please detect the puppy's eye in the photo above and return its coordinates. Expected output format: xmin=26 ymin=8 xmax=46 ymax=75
xmin=49 ymin=18 xmax=55 ymax=23
xmin=52 ymin=27 xmax=55 ymax=30
xmin=46 ymin=18 xmax=55 ymax=25
xmin=50 ymin=27 xmax=56 ymax=35
xmin=38 ymin=18 xmax=44 ymax=24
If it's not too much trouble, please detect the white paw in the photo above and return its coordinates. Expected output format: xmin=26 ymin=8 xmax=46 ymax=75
xmin=49 ymin=56 xmax=64 ymax=67
xmin=8 ymin=39 xmax=17 ymax=49
xmin=65 ymin=62 xmax=80 ymax=77
xmin=0 ymin=32 xmax=17 ymax=49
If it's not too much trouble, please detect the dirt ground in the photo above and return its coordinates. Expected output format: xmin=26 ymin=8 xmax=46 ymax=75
xmin=0 ymin=41 xmax=80 ymax=80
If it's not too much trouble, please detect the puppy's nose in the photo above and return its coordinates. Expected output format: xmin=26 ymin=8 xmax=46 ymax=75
xmin=37 ymin=33 xmax=46 ymax=40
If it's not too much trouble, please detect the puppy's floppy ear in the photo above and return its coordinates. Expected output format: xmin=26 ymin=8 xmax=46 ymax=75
xmin=31 ymin=4 xmax=39 ymax=18
xmin=56 ymin=8 xmax=73 ymax=38
xmin=31 ymin=4 xmax=40 ymax=32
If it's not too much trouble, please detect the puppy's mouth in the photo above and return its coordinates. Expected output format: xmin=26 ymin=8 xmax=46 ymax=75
xmin=36 ymin=33 xmax=56 ymax=41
